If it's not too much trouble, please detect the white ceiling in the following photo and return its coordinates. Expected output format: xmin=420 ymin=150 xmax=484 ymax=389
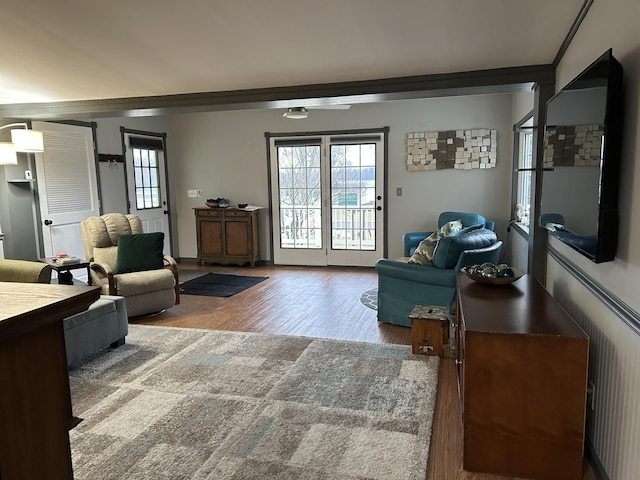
xmin=0 ymin=0 xmax=585 ymax=111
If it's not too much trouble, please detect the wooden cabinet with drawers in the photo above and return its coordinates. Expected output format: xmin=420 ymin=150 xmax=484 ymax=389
xmin=194 ymin=207 xmax=260 ymax=267
xmin=455 ymin=273 xmax=589 ymax=480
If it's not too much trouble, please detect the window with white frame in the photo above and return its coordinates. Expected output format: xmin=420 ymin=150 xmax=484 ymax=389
xmin=132 ymin=147 xmax=161 ymax=209
xmin=513 ymin=114 xmax=534 ymax=232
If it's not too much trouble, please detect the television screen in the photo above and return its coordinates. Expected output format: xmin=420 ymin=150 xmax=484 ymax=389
xmin=540 ymin=49 xmax=623 ymax=263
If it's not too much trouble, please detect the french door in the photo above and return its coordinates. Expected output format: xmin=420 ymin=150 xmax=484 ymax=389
xmin=269 ymin=132 xmax=385 ymax=267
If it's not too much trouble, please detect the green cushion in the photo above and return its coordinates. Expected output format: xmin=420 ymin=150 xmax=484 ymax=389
xmin=115 ymin=233 xmax=164 ymax=274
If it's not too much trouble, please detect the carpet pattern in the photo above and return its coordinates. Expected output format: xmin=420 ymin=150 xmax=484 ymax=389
xmin=179 ymin=272 xmax=268 ymax=297
xmin=360 ymin=289 xmax=378 ymax=310
xmin=69 ymin=325 xmax=439 ymax=480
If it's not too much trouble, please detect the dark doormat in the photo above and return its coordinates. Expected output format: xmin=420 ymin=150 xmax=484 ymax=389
xmin=179 ymin=272 xmax=268 ymax=297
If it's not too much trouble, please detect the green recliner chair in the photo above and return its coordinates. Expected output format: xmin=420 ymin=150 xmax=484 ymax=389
xmin=375 ymin=212 xmax=502 ymax=327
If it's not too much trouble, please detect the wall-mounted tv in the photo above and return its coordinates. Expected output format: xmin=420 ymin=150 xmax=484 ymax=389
xmin=540 ymin=49 xmax=623 ymax=263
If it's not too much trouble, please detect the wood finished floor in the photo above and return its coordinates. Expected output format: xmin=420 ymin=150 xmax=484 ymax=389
xmin=131 ymin=264 xmax=596 ymax=480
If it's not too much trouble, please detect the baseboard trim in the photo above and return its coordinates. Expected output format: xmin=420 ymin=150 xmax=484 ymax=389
xmin=176 ymin=257 xmax=272 ymax=267
xmin=547 ymin=245 xmax=640 ymax=337
xmin=585 ymin=440 xmax=610 ymax=480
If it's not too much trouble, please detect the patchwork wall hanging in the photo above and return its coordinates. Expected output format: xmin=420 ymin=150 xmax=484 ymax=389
xmin=543 ymin=124 xmax=604 ymax=168
xmin=406 ymin=129 xmax=497 ymax=171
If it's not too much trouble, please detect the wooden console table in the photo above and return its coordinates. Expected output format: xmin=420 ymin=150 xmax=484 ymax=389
xmin=194 ymin=207 xmax=260 ymax=267
xmin=0 ymin=282 xmax=100 ymax=479
xmin=455 ymin=273 xmax=589 ymax=480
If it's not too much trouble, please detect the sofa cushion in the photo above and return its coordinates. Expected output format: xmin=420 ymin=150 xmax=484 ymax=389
xmin=115 ymin=233 xmax=164 ymax=274
xmin=93 ymin=246 xmax=118 ymax=272
xmin=409 ymin=220 xmax=462 ymax=266
xmin=432 ymin=228 xmax=498 ymax=269
xmin=113 ymin=268 xmax=176 ymax=296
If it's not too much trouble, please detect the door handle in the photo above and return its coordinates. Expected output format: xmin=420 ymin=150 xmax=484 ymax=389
xmin=163 ymin=210 xmax=169 ymax=215
xmin=44 ymin=219 xmax=53 ymax=226
xmin=376 ymin=206 xmax=382 ymax=211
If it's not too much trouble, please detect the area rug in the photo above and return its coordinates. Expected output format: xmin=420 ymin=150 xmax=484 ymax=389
xmin=69 ymin=325 xmax=439 ymax=480
xmin=179 ymin=272 xmax=268 ymax=297
xmin=360 ymin=288 xmax=378 ymax=310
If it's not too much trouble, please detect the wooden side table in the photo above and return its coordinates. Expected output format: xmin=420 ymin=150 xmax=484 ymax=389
xmin=409 ymin=304 xmax=450 ymax=357
xmin=39 ymin=258 xmax=91 ymax=285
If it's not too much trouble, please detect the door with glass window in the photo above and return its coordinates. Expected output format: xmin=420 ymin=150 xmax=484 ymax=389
xmin=269 ymin=133 xmax=385 ymax=266
xmin=124 ymin=132 xmax=171 ymax=254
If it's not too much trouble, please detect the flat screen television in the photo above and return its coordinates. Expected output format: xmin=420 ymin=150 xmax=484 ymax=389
xmin=540 ymin=49 xmax=623 ymax=263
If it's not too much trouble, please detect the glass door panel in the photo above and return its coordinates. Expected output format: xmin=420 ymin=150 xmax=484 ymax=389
xmin=270 ymin=133 xmax=384 ymax=266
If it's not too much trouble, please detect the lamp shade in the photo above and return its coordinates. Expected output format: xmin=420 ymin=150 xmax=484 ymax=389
xmin=11 ymin=129 xmax=44 ymax=152
xmin=0 ymin=142 xmax=18 ymax=165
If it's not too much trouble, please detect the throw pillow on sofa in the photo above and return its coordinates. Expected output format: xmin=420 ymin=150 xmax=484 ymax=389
xmin=409 ymin=220 xmax=462 ymax=265
xmin=115 ymin=232 xmax=165 ymax=274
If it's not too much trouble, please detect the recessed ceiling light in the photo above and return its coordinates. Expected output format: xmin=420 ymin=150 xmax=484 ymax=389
xmin=283 ymin=107 xmax=308 ymax=119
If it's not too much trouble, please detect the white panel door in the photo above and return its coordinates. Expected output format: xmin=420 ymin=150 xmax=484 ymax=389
xmin=33 ymin=122 xmax=100 ymax=281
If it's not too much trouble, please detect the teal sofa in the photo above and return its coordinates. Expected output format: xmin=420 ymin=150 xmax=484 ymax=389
xmin=375 ymin=212 xmax=502 ymax=327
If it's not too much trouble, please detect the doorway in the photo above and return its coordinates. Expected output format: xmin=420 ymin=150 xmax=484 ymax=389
xmin=268 ymin=130 xmax=386 ymax=266
xmin=122 ymin=130 xmax=172 ymax=255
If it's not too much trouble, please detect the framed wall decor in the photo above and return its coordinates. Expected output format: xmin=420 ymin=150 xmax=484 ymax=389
xmin=407 ymin=129 xmax=497 ymax=171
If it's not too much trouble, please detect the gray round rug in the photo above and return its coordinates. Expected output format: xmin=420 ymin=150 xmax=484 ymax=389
xmin=359 ymin=289 xmax=378 ymax=310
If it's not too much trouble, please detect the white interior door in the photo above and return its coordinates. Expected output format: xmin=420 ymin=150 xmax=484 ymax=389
xmin=269 ymin=133 xmax=385 ymax=267
xmin=123 ymin=132 xmax=171 ymax=254
xmin=33 ymin=121 xmax=100 ymax=281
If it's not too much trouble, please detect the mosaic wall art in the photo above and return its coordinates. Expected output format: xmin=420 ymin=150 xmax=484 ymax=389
xmin=543 ymin=124 xmax=604 ymax=168
xmin=406 ymin=129 xmax=497 ymax=171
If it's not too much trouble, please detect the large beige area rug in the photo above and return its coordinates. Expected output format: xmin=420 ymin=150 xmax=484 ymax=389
xmin=69 ymin=325 xmax=439 ymax=480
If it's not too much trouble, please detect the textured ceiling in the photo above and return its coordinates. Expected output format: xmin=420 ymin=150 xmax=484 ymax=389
xmin=0 ymin=0 xmax=585 ymax=109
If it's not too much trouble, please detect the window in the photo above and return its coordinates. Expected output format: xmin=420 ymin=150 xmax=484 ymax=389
xmin=513 ymin=114 xmax=534 ymax=233
xmin=132 ymin=147 xmax=161 ymax=209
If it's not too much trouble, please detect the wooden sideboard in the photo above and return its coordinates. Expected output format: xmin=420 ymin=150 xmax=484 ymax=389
xmin=194 ymin=207 xmax=260 ymax=267
xmin=0 ymin=282 xmax=100 ymax=480
xmin=455 ymin=273 xmax=589 ymax=480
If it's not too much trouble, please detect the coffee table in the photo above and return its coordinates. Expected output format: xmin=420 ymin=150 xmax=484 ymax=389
xmin=39 ymin=257 xmax=91 ymax=285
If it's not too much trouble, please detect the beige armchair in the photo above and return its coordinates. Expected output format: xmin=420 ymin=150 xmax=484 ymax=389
xmin=0 ymin=258 xmax=52 ymax=283
xmin=81 ymin=213 xmax=179 ymax=317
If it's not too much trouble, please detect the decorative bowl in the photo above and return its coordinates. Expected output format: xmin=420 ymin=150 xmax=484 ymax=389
xmin=461 ymin=265 xmax=524 ymax=285
xmin=237 ymin=203 xmax=248 ymax=208
xmin=205 ymin=202 xmax=219 ymax=208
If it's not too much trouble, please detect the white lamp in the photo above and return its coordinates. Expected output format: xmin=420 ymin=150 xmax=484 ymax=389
xmin=0 ymin=123 xmax=45 ymax=157
xmin=11 ymin=128 xmax=44 ymax=152
xmin=0 ymin=142 xmax=18 ymax=165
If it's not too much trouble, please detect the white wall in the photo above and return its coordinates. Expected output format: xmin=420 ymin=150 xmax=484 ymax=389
xmin=165 ymin=94 xmax=515 ymax=262
xmin=547 ymin=1 xmax=640 ymax=478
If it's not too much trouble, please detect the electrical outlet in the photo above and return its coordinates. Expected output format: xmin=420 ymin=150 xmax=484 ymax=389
xmin=187 ymin=189 xmax=197 ymax=198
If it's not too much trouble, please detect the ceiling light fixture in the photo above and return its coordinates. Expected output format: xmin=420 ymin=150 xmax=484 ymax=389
xmin=283 ymin=107 xmax=308 ymax=119
xmin=0 ymin=123 xmax=45 ymax=165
